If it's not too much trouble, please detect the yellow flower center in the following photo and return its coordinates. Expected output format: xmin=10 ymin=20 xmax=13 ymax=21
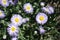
xmin=2 ymin=0 xmax=7 ymax=5
xmin=11 ymin=26 xmax=16 ymax=32
xmin=26 ymin=6 xmax=31 ymax=10
xmin=39 ymin=16 xmax=44 ymax=21
xmin=15 ymin=18 xmax=19 ymax=22
xmin=0 ymin=11 xmax=2 ymax=16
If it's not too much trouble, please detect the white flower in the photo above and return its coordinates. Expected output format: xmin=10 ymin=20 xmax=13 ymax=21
xmin=0 ymin=0 xmax=9 ymax=7
xmin=42 ymin=7 xmax=50 ymax=13
xmin=7 ymin=23 xmax=19 ymax=36
xmin=9 ymin=0 xmax=18 ymax=5
xmin=3 ymin=35 xmax=6 ymax=39
xmin=40 ymin=2 xmax=45 ymax=6
xmin=0 ymin=10 xmax=5 ymax=18
xmin=34 ymin=31 xmax=37 ymax=34
xmin=39 ymin=26 xmax=46 ymax=34
xmin=22 ymin=18 xmax=29 ymax=23
xmin=23 ymin=3 xmax=33 ymax=13
xmin=11 ymin=14 xmax=29 ymax=26
xmin=11 ymin=14 xmax=23 ymax=26
xmin=36 ymin=13 xmax=48 ymax=25
xmin=48 ymin=6 xmax=54 ymax=14
xmin=11 ymin=37 xmax=18 ymax=40
xmin=42 ymin=6 xmax=54 ymax=14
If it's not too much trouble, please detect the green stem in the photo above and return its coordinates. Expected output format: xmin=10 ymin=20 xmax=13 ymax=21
xmin=40 ymin=35 xmax=43 ymax=40
xmin=19 ymin=29 xmax=25 ymax=40
xmin=35 ymin=9 xmax=39 ymax=14
xmin=4 ymin=8 xmax=7 ymax=15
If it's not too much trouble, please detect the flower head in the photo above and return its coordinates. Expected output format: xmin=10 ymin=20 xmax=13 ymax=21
xmin=39 ymin=26 xmax=46 ymax=34
xmin=11 ymin=14 xmax=29 ymax=26
xmin=7 ymin=23 xmax=19 ymax=36
xmin=0 ymin=10 xmax=5 ymax=18
xmin=23 ymin=3 xmax=33 ymax=13
xmin=48 ymin=6 xmax=54 ymax=14
xmin=3 ymin=35 xmax=6 ymax=39
xmin=42 ymin=6 xmax=54 ymax=14
xmin=40 ymin=2 xmax=45 ymax=6
xmin=36 ymin=13 xmax=48 ymax=25
xmin=9 ymin=0 xmax=18 ymax=5
xmin=0 ymin=0 xmax=9 ymax=7
xmin=34 ymin=31 xmax=37 ymax=34
xmin=22 ymin=18 xmax=29 ymax=23
xmin=11 ymin=14 xmax=23 ymax=26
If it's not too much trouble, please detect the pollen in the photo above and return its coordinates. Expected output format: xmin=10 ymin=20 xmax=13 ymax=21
xmin=26 ymin=6 xmax=31 ymax=10
xmin=15 ymin=18 xmax=19 ymax=22
xmin=39 ymin=16 xmax=44 ymax=21
xmin=2 ymin=0 xmax=7 ymax=4
xmin=11 ymin=26 xmax=16 ymax=32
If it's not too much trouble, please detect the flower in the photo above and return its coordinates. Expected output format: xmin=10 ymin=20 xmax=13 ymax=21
xmin=39 ymin=26 xmax=46 ymax=34
xmin=41 ymin=6 xmax=54 ymax=14
xmin=11 ymin=14 xmax=29 ymax=26
xmin=36 ymin=13 xmax=48 ymax=25
xmin=40 ymin=2 xmax=45 ymax=6
xmin=7 ymin=23 xmax=19 ymax=36
xmin=48 ymin=6 xmax=54 ymax=14
xmin=22 ymin=18 xmax=29 ymax=23
xmin=0 ymin=0 xmax=9 ymax=7
xmin=11 ymin=37 xmax=18 ymax=40
xmin=9 ymin=0 xmax=18 ymax=5
xmin=34 ymin=31 xmax=37 ymax=34
xmin=23 ymin=3 xmax=33 ymax=13
xmin=0 ymin=10 xmax=5 ymax=18
xmin=11 ymin=14 xmax=23 ymax=26
xmin=3 ymin=35 xmax=6 ymax=39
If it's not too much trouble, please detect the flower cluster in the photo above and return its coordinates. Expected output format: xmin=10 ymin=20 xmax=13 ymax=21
xmin=0 ymin=0 xmax=18 ymax=7
xmin=0 ymin=0 xmax=55 ymax=40
xmin=35 ymin=2 xmax=54 ymax=34
xmin=7 ymin=14 xmax=29 ymax=39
